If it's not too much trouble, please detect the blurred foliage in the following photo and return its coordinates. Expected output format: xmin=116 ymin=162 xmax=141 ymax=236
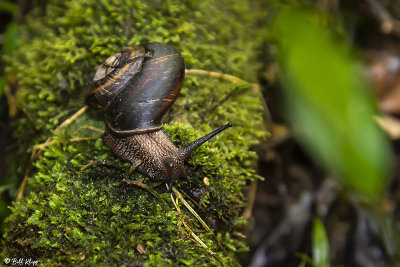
xmin=295 ymin=218 xmax=330 ymax=267
xmin=0 ymin=0 xmax=18 ymax=236
xmin=0 ymin=1 xmax=17 ymax=14
xmin=0 ymin=1 xmax=17 ymax=97
xmin=272 ymin=8 xmax=391 ymax=202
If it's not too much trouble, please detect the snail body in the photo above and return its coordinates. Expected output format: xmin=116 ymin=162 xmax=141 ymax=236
xmin=87 ymin=43 xmax=231 ymax=186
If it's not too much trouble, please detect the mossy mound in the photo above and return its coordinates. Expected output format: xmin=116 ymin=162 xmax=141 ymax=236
xmin=3 ymin=0 xmax=268 ymax=265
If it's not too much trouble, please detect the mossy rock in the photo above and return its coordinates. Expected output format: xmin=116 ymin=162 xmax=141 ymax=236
xmin=3 ymin=0 xmax=268 ymax=265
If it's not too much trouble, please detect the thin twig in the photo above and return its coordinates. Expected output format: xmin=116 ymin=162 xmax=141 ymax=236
xmin=17 ymin=105 xmax=89 ymax=199
xmin=124 ymin=179 xmax=161 ymax=200
xmin=185 ymin=69 xmax=273 ymax=130
xmin=73 ymin=125 xmax=104 ymax=134
xmin=30 ymin=105 xmax=90 ymax=160
xmin=80 ymin=159 xmax=115 ymax=171
xmin=32 ymin=141 xmax=58 ymax=151
xmin=58 ymin=105 xmax=89 ymax=129
xmin=171 ymin=186 xmax=214 ymax=234
xmin=69 ymin=137 xmax=99 ymax=142
xmin=4 ymin=76 xmax=18 ymax=118
xmin=31 ymin=135 xmax=98 ymax=154
xmin=185 ymin=69 xmax=249 ymax=84
xmin=242 ymin=180 xmax=258 ymax=220
xmin=205 ymin=86 xmax=246 ymax=115
xmin=365 ymin=0 xmax=395 ymax=34
xmin=171 ymin=185 xmax=232 ymax=266
xmin=169 ymin=186 xmax=226 ymax=266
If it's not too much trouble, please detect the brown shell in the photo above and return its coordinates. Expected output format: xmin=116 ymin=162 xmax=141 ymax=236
xmin=87 ymin=43 xmax=185 ymax=135
xmin=86 ymin=46 xmax=146 ymax=111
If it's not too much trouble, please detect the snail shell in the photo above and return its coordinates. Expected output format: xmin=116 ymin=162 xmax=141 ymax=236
xmin=87 ymin=43 xmax=231 ymax=186
xmin=87 ymin=43 xmax=184 ymax=134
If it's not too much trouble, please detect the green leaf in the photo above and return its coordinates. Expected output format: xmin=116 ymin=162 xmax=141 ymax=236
xmin=312 ymin=219 xmax=330 ymax=267
xmin=273 ymin=8 xmax=391 ymax=201
xmin=2 ymin=21 xmax=18 ymax=56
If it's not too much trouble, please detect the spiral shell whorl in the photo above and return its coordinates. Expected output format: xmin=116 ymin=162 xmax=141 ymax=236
xmin=87 ymin=46 xmax=146 ymax=111
xmin=87 ymin=43 xmax=185 ymax=135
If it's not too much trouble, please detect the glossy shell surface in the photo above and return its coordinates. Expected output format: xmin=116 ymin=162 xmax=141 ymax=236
xmin=87 ymin=43 xmax=185 ymax=134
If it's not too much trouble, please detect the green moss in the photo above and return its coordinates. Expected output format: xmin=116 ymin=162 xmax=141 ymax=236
xmin=4 ymin=0 xmax=268 ymax=265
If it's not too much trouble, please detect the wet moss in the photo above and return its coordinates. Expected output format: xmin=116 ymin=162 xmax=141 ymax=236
xmin=3 ymin=0 xmax=268 ymax=265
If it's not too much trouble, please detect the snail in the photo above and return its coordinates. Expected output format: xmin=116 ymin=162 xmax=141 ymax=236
xmin=87 ymin=43 xmax=232 ymax=188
